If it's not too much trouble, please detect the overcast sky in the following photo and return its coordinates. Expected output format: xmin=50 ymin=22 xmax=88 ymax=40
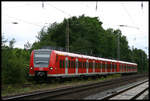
xmin=2 ymin=1 xmax=149 ymax=55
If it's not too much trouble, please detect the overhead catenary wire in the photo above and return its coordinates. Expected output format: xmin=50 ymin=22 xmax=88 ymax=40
xmin=4 ymin=14 xmax=42 ymax=27
xmin=45 ymin=2 xmax=72 ymax=17
xmin=121 ymin=3 xmax=136 ymax=26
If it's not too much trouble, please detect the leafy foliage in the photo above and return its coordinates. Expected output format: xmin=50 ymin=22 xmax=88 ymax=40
xmin=2 ymin=38 xmax=31 ymax=84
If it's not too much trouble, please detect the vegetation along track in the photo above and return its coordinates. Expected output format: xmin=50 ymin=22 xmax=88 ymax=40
xmin=2 ymin=74 xmax=148 ymax=100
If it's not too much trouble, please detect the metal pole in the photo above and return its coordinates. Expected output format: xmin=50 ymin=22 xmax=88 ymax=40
xmin=141 ymin=52 xmax=143 ymax=73
xmin=66 ymin=19 xmax=69 ymax=52
xmin=117 ymin=35 xmax=120 ymax=60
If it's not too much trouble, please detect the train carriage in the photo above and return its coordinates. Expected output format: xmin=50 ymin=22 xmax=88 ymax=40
xmin=29 ymin=49 xmax=137 ymax=79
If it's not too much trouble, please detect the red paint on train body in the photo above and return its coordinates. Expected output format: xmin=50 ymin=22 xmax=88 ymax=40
xmin=29 ymin=49 xmax=137 ymax=78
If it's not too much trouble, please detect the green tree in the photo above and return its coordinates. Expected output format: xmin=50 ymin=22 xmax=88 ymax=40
xmin=9 ymin=38 xmax=16 ymax=49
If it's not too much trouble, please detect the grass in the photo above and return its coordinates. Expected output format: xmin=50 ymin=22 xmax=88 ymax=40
xmin=1 ymin=74 xmax=121 ymax=97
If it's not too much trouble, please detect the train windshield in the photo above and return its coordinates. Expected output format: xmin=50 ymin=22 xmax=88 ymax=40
xmin=34 ymin=50 xmax=51 ymax=67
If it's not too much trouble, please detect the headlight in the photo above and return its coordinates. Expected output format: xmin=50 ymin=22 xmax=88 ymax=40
xmin=31 ymin=67 xmax=33 ymax=70
xmin=50 ymin=67 xmax=53 ymax=70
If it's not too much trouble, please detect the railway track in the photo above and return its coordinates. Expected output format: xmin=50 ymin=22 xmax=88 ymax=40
xmin=2 ymin=74 xmax=148 ymax=100
xmin=98 ymin=79 xmax=148 ymax=100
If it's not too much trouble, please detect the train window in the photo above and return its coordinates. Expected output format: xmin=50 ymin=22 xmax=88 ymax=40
xmin=89 ymin=62 xmax=91 ymax=68
xmin=112 ymin=63 xmax=114 ymax=69
xmin=74 ymin=61 xmax=75 ymax=68
xmin=59 ymin=60 xmax=62 ymax=68
xmin=79 ymin=61 xmax=81 ymax=68
xmin=95 ymin=63 xmax=97 ymax=68
xmin=83 ymin=62 xmax=84 ymax=68
xmin=102 ymin=63 xmax=103 ymax=69
xmin=110 ymin=63 xmax=112 ymax=72
xmin=80 ymin=61 xmax=82 ymax=68
xmin=109 ymin=63 xmax=111 ymax=69
xmin=102 ymin=63 xmax=105 ymax=69
xmin=70 ymin=60 xmax=72 ymax=68
xmin=72 ymin=61 xmax=74 ymax=68
xmin=68 ymin=60 xmax=70 ymax=68
xmin=73 ymin=61 xmax=75 ymax=68
xmin=81 ymin=61 xmax=83 ymax=68
xmin=99 ymin=63 xmax=101 ymax=68
xmin=63 ymin=60 xmax=65 ymax=68
xmin=120 ymin=64 xmax=121 ymax=72
xmin=71 ymin=61 xmax=73 ymax=68
xmin=114 ymin=64 xmax=115 ymax=71
xmin=84 ymin=62 xmax=86 ymax=68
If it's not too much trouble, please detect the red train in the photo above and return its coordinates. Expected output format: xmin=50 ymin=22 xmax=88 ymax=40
xmin=29 ymin=49 xmax=137 ymax=78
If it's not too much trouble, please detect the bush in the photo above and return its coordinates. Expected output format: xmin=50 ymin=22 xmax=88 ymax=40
xmin=2 ymin=47 xmax=29 ymax=84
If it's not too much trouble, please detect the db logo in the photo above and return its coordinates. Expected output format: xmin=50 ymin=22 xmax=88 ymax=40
xmin=39 ymin=68 xmax=43 ymax=71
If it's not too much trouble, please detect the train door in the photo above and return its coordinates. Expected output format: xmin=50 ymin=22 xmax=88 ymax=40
xmin=82 ymin=59 xmax=86 ymax=74
xmin=100 ymin=61 xmax=102 ymax=73
xmin=102 ymin=61 xmax=105 ymax=73
xmin=116 ymin=62 xmax=120 ymax=72
xmin=70 ymin=57 xmax=75 ymax=74
xmin=55 ymin=54 xmax=61 ymax=74
xmin=93 ymin=60 xmax=95 ymax=74
xmin=119 ymin=64 xmax=121 ymax=73
xmin=68 ymin=57 xmax=71 ymax=74
xmin=108 ymin=62 xmax=111 ymax=72
xmin=95 ymin=60 xmax=100 ymax=73
xmin=115 ymin=63 xmax=117 ymax=73
xmin=112 ymin=62 xmax=114 ymax=72
xmin=58 ymin=55 xmax=64 ymax=74
xmin=125 ymin=64 xmax=127 ymax=72
xmin=65 ymin=57 xmax=68 ymax=75
xmin=75 ymin=58 xmax=78 ymax=75
xmin=98 ymin=61 xmax=101 ymax=73
xmin=88 ymin=60 xmax=93 ymax=73
xmin=124 ymin=64 xmax=126 ymax=72
xmin=122 ymin=64 xmax=124 ymax=72
xmin=86 ymin=60 xmax=88 ymax=73
xmin=120 ymin=64 xmax=122 ymax=72
xmin=110 ymin=62 xmax=112 ymax=73
xmin=78 ymin=58 xmax=82 ymax=74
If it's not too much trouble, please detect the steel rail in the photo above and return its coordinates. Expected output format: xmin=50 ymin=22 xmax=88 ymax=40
xmin=2 ymin=74 xmax=148 ymax=100
xmin=98 ymin=80 xmax=148 ymax=100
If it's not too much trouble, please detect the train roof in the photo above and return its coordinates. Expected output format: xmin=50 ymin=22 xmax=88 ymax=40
xmin=54 ymin=50 xmax=137 ymax=65
xmin=34 ymin=49 xmax=52 ymax=52
xmin=33 ymin=49 xmax=137 ymax=65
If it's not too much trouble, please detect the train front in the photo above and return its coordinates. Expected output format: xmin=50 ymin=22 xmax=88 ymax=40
xmin=29 ymin=49 xmax=52 ymax=79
